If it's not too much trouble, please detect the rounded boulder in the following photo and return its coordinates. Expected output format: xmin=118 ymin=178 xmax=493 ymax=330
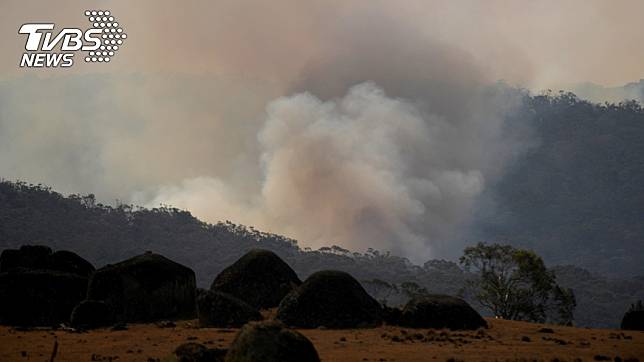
xmin=174 ymin=342 xmax=227 ymax=362
xmin=211 ymin=249 xmax=301 ymax=309
xmin=276 ymin=270 xmax=382 ymax=328
xmin=0 ymin=269 xmax=88 ymax=326
xmin=225 ymin=321 xmax=320 ymax=362
xmin=70 ymin=300 xmax=115 ymax=329
xmin=197 ymin=290 xmax=262 ymax=328
xmin=49 ymin=250 xmax=95 ymax=278
xmin=0 ymin=245 xmax=52 ymax=272
xmin=0 ymin=245 xmax=94 ymax=277
xmin=399 ymin=295 xmax=487 ymax=330
xmin=87 ymin=252 xmax=196 ymax=322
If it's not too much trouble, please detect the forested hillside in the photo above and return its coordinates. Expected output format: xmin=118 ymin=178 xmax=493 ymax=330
xmin=476 ymin=92 xmax=644 ymax=278
xmin=1 ymin=92 xmax=644 ymax=328
xmin=1 ymin=178 xmax=642 ymax=328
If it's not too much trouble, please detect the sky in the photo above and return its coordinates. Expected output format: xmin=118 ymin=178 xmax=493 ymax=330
xmin=1 ymin=0 xmax=643 ymax=261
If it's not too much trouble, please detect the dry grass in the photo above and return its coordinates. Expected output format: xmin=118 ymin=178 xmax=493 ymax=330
xmin=0 ymin=318 xmax=642 ymax=361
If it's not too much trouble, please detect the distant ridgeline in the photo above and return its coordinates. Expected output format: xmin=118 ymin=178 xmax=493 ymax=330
xmin=1 ymin=92 xmax=644 ymax=328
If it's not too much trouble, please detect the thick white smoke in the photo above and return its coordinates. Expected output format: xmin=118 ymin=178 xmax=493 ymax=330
xmin=141 ymin=82 xmax=528 ymax=260
xmin=0 ymin=0 xmax=551 ymax=262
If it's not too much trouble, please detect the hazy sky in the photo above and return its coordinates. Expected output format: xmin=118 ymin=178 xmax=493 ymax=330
xmin=2 ymin=0 xmax=644 ymax=86
xmin=1 ymin=0 xmax=643 ymax=260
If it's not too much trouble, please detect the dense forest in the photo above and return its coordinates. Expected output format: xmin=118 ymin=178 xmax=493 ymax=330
xmin=476 ymin=91 xmax=644 ymax=278
xmin=0 ymin=179 xmax=642 ymax=329
xmin=1 ymin=92 xmax=644 ymax=328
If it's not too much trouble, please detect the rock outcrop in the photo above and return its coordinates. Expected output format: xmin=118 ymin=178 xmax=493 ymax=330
xmin=0 ymin=245 xmax=94 ymax=326
xmin=174 ymin=342 xmax=227 ymax=362
xmin=276 ymin=270 xmax=382 ymax=328
xmin=0 ymin=269 xmax=88 ymax=326
xmin=87 ymin=252 xmax=196 ymax=322
xmin=0 ymin=245 xmax=94 ymax=277
xmin=211 ymin=249 xmax=301 ymax=310
xmin=225 ymin=321 xmax=320 ymax=362
xmin=70 ymin=300 xmax=115 ymax=329
xmin=197 ymin=290 xmax=262 ymax=328
xmin=399 ymin=295 xmax=487 ymax=330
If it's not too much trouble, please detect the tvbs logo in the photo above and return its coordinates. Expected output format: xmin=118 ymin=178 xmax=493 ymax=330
xmin=19 ymin=10 xmax=127 ymax=68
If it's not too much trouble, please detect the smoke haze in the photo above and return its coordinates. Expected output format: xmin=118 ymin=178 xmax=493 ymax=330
xmin=1 ymin=0 xmax=643 ymax=261
xmin=140 ymin=82 xmax=527 ymax=259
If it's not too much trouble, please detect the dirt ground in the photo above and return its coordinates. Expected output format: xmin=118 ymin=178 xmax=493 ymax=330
xmin=0 ymin=318 xmax=642 ymax=362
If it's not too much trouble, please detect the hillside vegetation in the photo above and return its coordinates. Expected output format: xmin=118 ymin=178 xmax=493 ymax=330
xmin=477 ymin=92 xmax=644 ymax=277
xmin=1 ymin=92 xmax=644 ymax=328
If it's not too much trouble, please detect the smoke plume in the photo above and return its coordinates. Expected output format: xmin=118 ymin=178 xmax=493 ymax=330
xmin=140 ymin=80 xmax=528 ymax=260
xmin=1 ymin=0 xmax=641 ymax=261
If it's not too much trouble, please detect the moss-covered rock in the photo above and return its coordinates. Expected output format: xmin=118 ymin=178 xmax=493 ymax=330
xmin=211 ymin=249 xmax=301 ymax=310
xmin=225 ymin=321 xmax=319 ymax=362
xmin=87 ymin=252 xmax=196 ymax=322
xmin=276 ymin=270 xmax=382 ymax=328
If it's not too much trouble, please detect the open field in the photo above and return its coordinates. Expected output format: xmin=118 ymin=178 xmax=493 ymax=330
xmin=1 ymin=318 xmax=642 ymax=362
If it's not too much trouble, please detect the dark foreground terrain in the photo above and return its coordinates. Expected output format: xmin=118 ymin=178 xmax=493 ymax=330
xmin=1 ymin=318 xmax=642 ymax=362
xmin=2 ymin=179 xmax=644 ymax=329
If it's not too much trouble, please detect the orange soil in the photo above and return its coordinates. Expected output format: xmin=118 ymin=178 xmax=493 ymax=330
xmin=1 ymin=318 xmax=642 ymax=362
